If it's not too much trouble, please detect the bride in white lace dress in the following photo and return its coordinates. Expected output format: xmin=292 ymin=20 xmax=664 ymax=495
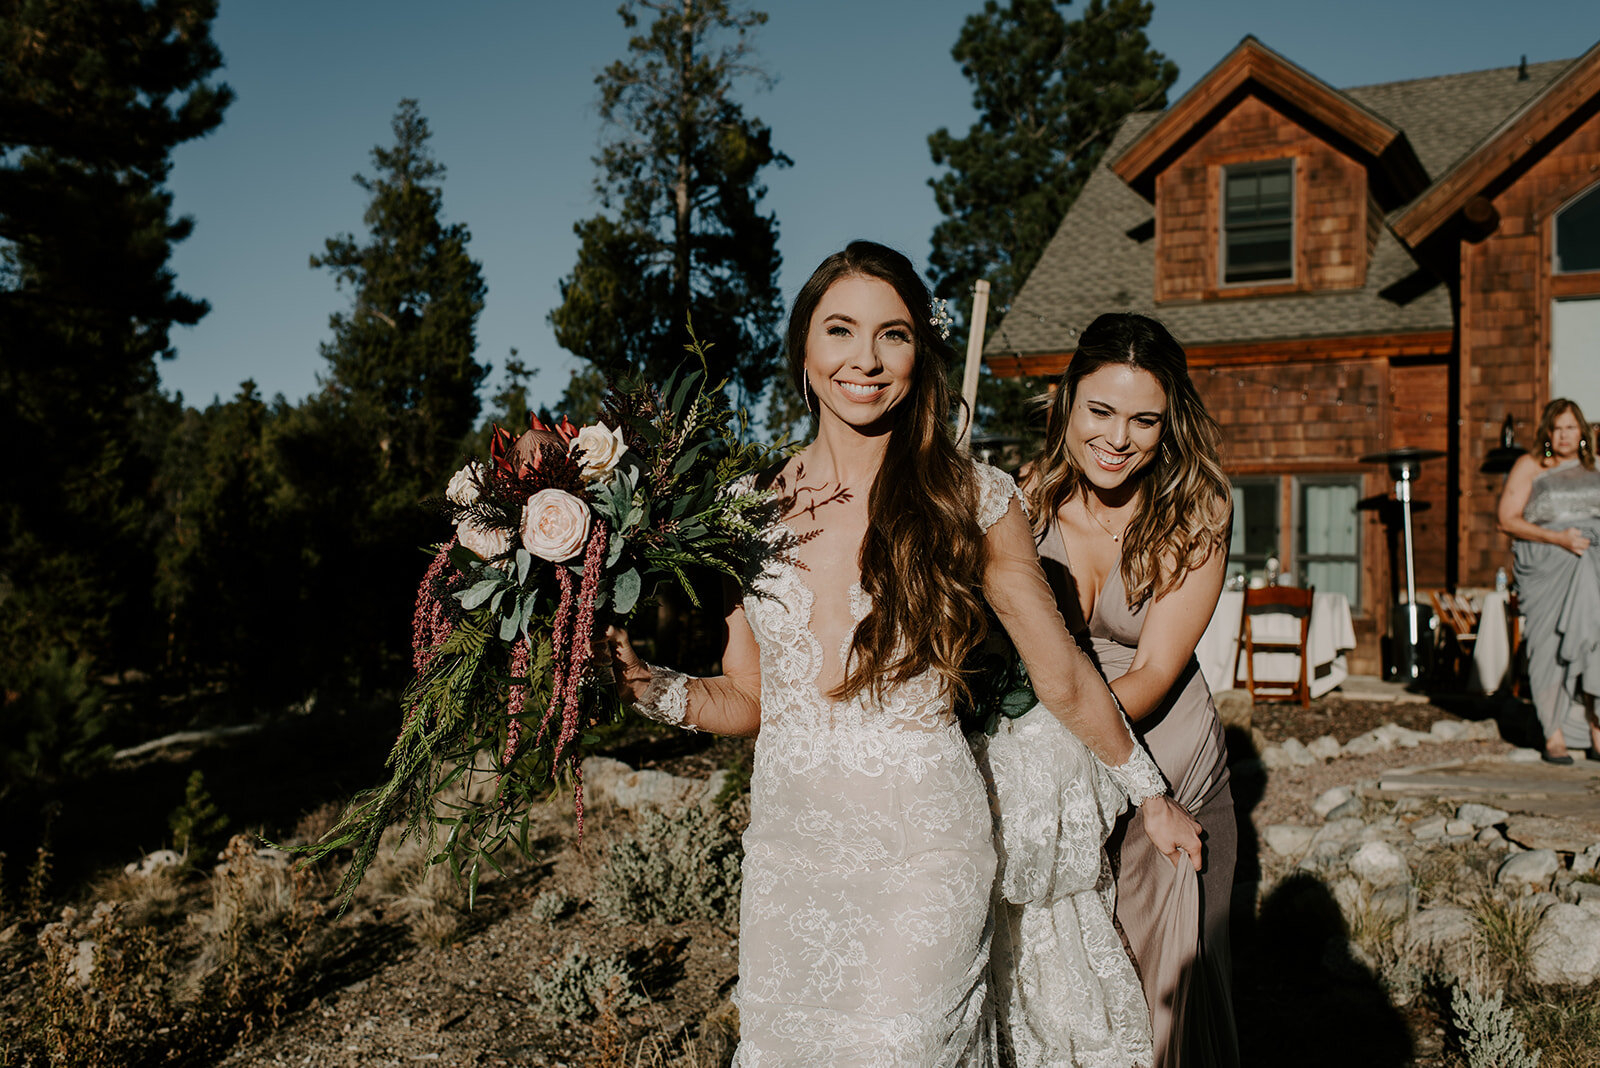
xmin=606 ymin=242 xmax=1199 ymax=1067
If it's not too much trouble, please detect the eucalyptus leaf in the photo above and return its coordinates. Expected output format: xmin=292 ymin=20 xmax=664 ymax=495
xmin=605 ymin=533 xmax=626 ymax=569
xmin=612 ymin=567 xmax=642 ymax=615
xmin=457 ymin=577 xmax=502 ymax=610
xmin=499 ymin=611 xmax=519 ymax=641
xmin=516 ymin=548 xmax=531 ymax=586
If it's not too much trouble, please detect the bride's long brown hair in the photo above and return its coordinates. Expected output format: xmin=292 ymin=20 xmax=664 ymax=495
xmin=1026 ymin=313 xmax=1231 ymax=607
xmin=783 ymin=241 xmax=987 ymax=705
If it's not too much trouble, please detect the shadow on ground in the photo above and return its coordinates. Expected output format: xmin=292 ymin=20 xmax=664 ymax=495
xmin=1224 ymin=724 xmax=1416 ymax=1067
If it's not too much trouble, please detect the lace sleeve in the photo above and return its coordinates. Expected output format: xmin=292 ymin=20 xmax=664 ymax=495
xmin=631 ymin=665 xmax=693 ymax=730
xmin=982 ymin=495 xmax=1170 ymax=801
xmin=1100 ymin=691 xmax=1167 ymax=804
xmin=973 ymin=461 xmax=1022 ymax=532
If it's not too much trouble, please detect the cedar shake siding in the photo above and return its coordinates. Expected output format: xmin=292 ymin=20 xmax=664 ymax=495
xmin=989 ymin=34 xmax=1600 ymax=678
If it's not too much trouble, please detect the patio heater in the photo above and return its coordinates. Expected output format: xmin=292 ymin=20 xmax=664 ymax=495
xmin=1360 ymin=446 xmax=1446 ymax=680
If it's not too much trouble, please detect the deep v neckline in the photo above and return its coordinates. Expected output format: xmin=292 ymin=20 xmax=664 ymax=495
xmin=770 ymin=511 xmax=868 ymax=705
xmin=1049 ymin=520 xmax=1123 ymax=630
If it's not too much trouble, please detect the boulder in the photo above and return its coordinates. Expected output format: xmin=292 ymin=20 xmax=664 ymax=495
xmin=581 ymin=756 xmax=701 ymax=813
xmin=1505 ymin=747 xmax=1544 ymax=763
xmin=1307 ymin=735 xmax=1343 ymax=762
xmin=1349 ymin=841 xmax=1411 ymax=888
xmin=1569 ymin=881 xmax=1600 ymax=909
xmin=1280 ymin=737 xmax=1318 ymax=767
xmin=1404 ymin=906 xmax=1476 ymax=979
xmin=1444 ymin=820 xmax=1475 ymax=838
xmin=1529 ymin=903 xmax=1600 ymax=986
xmin=1496 ymin=849 xmax=1560 ymax=893
xmin=1343 ymin=731 xmax=1391 ymax=757
xmin=1260 ymin=745 xmax=1291 ymax=770
xmin=1455 ymin=802 xmax=1510 ymax=828
xmin=1327 ymin=798 xmax=1364 ymax=821
xmin=1574 ymin=844 xmax=1600 ymax=876
xmin=1505 ymin=815 xmax=1596 ymax=853
xmin=1312 ymin=786 xmax=1354 ymax=819
xmin=1373 ymin=723 xmax=1429 ymax=748
xmin=1461 ymin=719 xmax=1503 ymax=742
xmin=1429 ymin=720 xmax=1470 ymax=742
xmin=1411 ymin=816 xmax=1448 ymax=841
xmin=1369 ymin=883 xmax=1416 ymax=924
xmin=1213 ymin=688 xmax=1252 ymax=731
xmin=1263 ymin=824 xmax=1316 ymax=857
xmin=1476 ymin=826 xmax=1507 ymax=848
xmin=124 ymin=849 xmax=183 ymax=879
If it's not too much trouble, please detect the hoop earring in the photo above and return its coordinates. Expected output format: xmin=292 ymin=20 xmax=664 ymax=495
xmin=801 ymin=365 xmax=812 ymax=412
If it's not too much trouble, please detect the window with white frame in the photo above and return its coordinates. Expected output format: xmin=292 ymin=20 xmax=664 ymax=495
xmin=1555 ymin=182 xmax=1600 ymax=274
xmin=1297 ymin=477 xmax=1362 ymax=609
xmin=1223 ymin=161 xmax=1294 ymax=284
xmin=1227 ymin=477 xmax=1280 ymax=585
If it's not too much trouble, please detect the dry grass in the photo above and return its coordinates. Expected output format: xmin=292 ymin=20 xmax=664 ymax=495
xmin=1514 ymin=983 xmax=1600 ymax=1068
xmin=1468 ymin=892 xmax=1548 ymax=991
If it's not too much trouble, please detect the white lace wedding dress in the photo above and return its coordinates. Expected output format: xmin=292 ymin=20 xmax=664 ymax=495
xmin=636 ymin=462 xmax=1163 ymax=1066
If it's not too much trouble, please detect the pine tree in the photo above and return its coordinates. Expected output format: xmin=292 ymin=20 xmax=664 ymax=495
xmin=928 ymin=0 xmax=1175 ymax=450
xmin=0 ymin=0 xmax=232 ymax=673
xmin=288 ymin=99 xmax=488 ymax=693
xmin=549 ymin=0 xmax=789 ymax=413
xmin=312 ymin=99 xmax=489 ymax=500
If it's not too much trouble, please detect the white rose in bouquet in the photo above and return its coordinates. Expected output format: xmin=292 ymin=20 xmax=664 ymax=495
xmin=456 ymin=516 xmax=510 ymax=561
xmin=569 ymin=422 xmax=627 ymax=482
xmin=446 ymin=462 xmax=483 ymax=506
xmin=521 ymin=489 xmax=592 ymax=562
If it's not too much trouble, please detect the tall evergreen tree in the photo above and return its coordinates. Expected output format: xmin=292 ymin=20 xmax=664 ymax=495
xmin=287 ymin=99 xmax=487 ymax=693
xmin=312 ymin=98 xmax=489 ymax=501
xmin=0 ymin=0 xmax=232 ymax=672
xmin=929 ymin=0 xmax=1174 ymax=320
xmin=927 ymin=0 xmax=1175 ymax=447
xmin=550 ymin=0 xmax=789 ymax=412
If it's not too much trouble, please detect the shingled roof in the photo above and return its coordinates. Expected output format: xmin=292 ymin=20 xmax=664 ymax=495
xmin=990 ymin=55 xmax=1575 ymax=362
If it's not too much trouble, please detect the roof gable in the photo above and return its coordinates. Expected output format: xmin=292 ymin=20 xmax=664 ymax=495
xmin=1390 ymin=41 xmax=1600 ymax=245
xmin=1110 ymin=36 xmax=1428 ymax=206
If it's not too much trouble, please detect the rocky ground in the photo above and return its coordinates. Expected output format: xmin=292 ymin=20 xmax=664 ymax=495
xmin=12 ymin=691 xmax=1600 ymax=1067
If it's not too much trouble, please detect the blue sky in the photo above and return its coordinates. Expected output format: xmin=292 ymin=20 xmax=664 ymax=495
xmin=159 ymin=0 xmax=1600 ymax=411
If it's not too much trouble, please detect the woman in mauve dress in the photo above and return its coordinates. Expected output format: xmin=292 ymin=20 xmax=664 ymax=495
xmin=1496 ymin=397 xmax=1600 ymax=764
xmin=1023 ymin=313 xmax=1239 ymax=1068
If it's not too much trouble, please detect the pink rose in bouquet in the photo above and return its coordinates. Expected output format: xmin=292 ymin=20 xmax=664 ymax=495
xmin=520 ymin=489 xmax=591 ymax=562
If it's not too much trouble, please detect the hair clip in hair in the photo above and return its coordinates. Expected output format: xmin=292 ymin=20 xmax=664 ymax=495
xmin=930 ymin=298 xmax=953 ymax=342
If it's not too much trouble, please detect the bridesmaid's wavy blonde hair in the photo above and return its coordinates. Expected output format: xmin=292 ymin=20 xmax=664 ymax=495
xmin=1026 ymin=313 xmax=1231 ymax=608
xmin=1535 ymin=398 xmax=1595 ymax=470
xmin=781 ymin=241 xmax=987 ymax=706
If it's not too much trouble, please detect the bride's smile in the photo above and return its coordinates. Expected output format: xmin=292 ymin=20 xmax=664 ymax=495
xmin=803 ymin=274 xmax=916 ymax=429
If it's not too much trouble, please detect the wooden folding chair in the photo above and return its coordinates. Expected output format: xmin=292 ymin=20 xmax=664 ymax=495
xmin=1233 ymin=585 xmax=1317 ymax=707
xmin=1428 ymin=589 xmax=1480 ymax=685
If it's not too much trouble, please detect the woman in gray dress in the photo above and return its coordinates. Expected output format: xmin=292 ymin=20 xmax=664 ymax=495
xmin=1023 ymin=313 xmax=1238 ymax=1067
xmin=1496 ymin=398 xmax=1600 ymax=763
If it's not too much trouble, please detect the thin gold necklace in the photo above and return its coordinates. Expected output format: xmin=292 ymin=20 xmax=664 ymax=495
xmin=1084 ymin=500 xmax=1128 ymax=542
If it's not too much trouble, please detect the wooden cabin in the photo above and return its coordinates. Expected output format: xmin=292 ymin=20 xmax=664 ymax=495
xmin=987 ymin=37 xmax=1600 ymax=676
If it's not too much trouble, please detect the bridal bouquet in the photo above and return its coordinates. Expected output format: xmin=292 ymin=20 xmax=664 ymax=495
xmin=302 ymin=340 xmax=781 ymax=907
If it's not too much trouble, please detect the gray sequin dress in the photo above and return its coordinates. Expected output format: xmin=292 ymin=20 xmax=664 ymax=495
xmin=1514 ymin=458 xmax=1600 ymax=749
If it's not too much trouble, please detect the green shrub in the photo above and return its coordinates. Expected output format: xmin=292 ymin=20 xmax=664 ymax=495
xmin=531 ymin=944 xmax=646 ymax=1020
xmin=592 ymin=802 xmax=742 ymax=926
xmin=1451 ymin=983 xmax=1542 ymax=1068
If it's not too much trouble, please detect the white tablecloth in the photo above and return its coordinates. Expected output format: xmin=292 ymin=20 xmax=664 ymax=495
xmin=1469 ymin=590 xmax=1514 ymax=693
xmin=1198 ymin=590 xmax=1357 ymax=698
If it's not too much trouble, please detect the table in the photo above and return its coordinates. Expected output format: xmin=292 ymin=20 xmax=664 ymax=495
xmin=1469 ymin=589 xmax=1514 ymax=693
xmin=1197 ymin=589 xmax=1357 ymax=698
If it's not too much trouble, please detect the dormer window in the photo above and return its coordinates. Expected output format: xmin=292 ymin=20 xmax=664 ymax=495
xmin=1223 ymin=161 xmax=1294 ymax=283
xmin=1555 ymin=182 xmax=1600 ymax=273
